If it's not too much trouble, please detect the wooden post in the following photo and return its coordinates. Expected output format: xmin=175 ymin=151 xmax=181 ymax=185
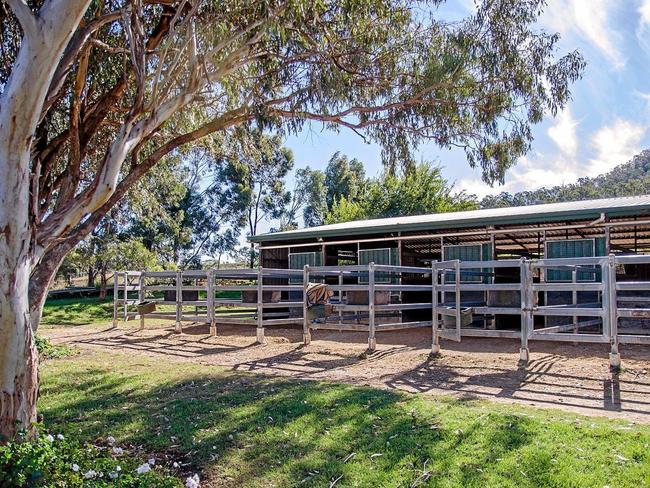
xmin=112 ymin=271 xmax=119 ymax=327
xmin=572 ymin=268 xmax=578 ymax=336
xmin=454 ymin=260 xmax=461 ymax=340
xmin=368 ymin=262 xmax=376 ymax=351
xmin=138 ymin=271 xmax=145 ymax=330
xmin=338 ymin=270 xmax=343 ymax=326
xmin=607 ymin=254 xmax=621 ymax=368
xmin=519 ymin=258 xmax=530 ymax=362
xmin=303 ymin=264 xmax=311 ymax=345
xmin=208 ymin=269 xmax=216 ymax=337
xmin=122 ymin=273 xmax=128 ymax=322
xmin=256 ymin=266 xmax=266 ymax=344
xmin=175 ymin=270 xmax=182 ymax=333
xmin=431 ymin=262 xmax=440 ymax=354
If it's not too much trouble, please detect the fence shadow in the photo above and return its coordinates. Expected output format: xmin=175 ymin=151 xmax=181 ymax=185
xmin=52 ymin=324 xmax=650 ymax=422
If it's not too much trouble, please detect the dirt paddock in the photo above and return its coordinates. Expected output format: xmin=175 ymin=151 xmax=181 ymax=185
xmin=44 ymin=321 xmax=650 ymax=423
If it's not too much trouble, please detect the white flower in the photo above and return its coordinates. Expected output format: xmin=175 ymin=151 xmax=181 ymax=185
xmin=109 ymin=471 xmax=119 ymax=480
xmin=116 ymin=466 xmax=121 ymax=472
xmin=148 ymin=458 xmax=155 ymax=465
xmin=84 ymin=470 xmax=97 ymax=479
xmin=106 ymin=436 xmax=116 ymax=445
xmin=57 ymin=434 xmax=64 ymax=440
xmin=185 ymin=474 xmax=200 ymax=488
xmin=71 ymin=464 xmax=80 ymax=472
xmin=136 ymin=463 xmax=151 ymax=474
xmin=173 ymin=462 xmax=179 ymax=468
xmin=112 ymin=446 xmax=123 ymax=455
xmin=45 ymin=434 xmax=54 ymax=442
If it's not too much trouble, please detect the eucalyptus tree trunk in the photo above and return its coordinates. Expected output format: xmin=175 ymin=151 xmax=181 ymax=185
xmin=0 ymin=0 xmax=91 ymax=440
xmin=0 ymin=121 xmax=37 ymax=440
xmin=0 ymin=39 xmax=43 ymax=441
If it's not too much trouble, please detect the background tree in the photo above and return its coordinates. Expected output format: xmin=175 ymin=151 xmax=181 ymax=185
xmin=325 ymin=163 xmax=477 ymax=223
xmin=291 ymin=153 xmax=365 ymax=227
xmin=295 ymin=168 xmax=329 ymax=228
xmin=0 ymin=0 xmax=584 ymax=439
xmin=324 ymin=152 xmax=366 ymax=209
xmin=215 ymin=128 xmax=294 ymax=267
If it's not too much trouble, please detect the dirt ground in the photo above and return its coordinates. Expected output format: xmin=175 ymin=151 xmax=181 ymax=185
xmin=44 ymin=321 xmax=650 ymax=424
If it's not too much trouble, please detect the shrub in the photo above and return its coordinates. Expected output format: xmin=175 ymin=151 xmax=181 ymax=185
xmin=34 ymin=336 xmax=77 ymax=360
xmin=0 ymin=428 xmax=182 ymax=487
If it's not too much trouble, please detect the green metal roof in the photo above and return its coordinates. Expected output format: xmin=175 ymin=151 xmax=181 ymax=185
xmin=250 ymin=195 xmax=650 ymax=244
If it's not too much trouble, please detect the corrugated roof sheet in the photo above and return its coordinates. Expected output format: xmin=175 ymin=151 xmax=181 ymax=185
xmin=250 ymin=195 xmax=650 ymax=243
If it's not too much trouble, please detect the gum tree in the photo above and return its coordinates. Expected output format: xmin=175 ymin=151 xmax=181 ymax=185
xmin=0 ymin=0 xmax=583 ymax=439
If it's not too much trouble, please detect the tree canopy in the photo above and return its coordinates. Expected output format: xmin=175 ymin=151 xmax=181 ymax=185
xmin=325 ymin=162 xmax=477 ymax=224
xmin=0 ymin=0 xmax=584 ymax=439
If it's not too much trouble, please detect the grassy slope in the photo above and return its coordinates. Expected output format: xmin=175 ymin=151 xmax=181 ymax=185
xmin=41 ymin=293 xmax=248 ymax=327
xmin=39 ymin=352 xmax=650 ymax=488
xmin=41 ymin=296 xmax=114 ymax=327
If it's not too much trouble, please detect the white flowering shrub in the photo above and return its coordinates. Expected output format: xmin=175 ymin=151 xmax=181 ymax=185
xmin=0 ymin=427 xmax=182 ymax=487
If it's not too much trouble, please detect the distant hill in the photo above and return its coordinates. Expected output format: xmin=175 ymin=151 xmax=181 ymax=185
xmin=480 ymin=149 xmax=650 ymax=208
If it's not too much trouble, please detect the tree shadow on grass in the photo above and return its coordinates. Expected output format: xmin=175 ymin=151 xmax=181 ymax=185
xmin=38 ymin=362 xmax=595 ymax=487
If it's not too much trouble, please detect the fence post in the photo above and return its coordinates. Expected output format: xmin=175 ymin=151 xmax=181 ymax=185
xmin=519 ymin=258 xmax=530 ymax=362
xmin=138 ymin=271 xmax=145 ymax=330
xmin=454 ymin=260 xmax=461 ymax=340
xmin=338 ymin=270 xmax=343 ymax=326
xmin=122 ymin=273 xmax=129 ymax=322
xmin=431 ymin=262 xmax=440 ymax=354
xmin=607 ymin=254 xmax=621 ymax=368
xmin=602 ymin=257 xmax=611 ymax=339
xmin=571 ymin=268 xmax=578 ymax=335
xmin=112 ymin=271 xmax=119 ymax=327
xmin=303 ymin=265 xmax=311 ymax=345
xmin=208 ymin=269 xmax=216 ymax=337
xmin=256 ymin=266 xmax=266 ymax=345
xmin=368 ymin=262 xmax=376 ymax=351
xmin=175 ymin=270 xmax=182 ymax=333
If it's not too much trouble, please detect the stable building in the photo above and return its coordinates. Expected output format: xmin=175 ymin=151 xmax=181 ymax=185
xmin=253 ymin=195 xmax=650 ymax=276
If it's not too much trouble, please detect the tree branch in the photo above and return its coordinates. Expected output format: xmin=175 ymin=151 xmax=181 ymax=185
xmin=5 ymin=0 xmax=36 ymax=38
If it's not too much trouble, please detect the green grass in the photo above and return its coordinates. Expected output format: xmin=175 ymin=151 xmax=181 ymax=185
xmin=39 ymin=351 xmax=650 ymax=487
xmin=41 ymin=296 xmax=114 ymax=327
xmin=42 ymin=293 xmax=250 ymax=328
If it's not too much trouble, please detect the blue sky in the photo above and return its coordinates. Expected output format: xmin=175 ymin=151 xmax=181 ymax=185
xmin=282 ymin=0 xmax=650 ymax=201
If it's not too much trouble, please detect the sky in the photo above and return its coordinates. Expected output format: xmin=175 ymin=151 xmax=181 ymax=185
xmin=281 ymin=0 xmax=650 ymax=202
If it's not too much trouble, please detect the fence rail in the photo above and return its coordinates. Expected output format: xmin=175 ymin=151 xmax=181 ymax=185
xmin=113 ymin=254 xmax=650 ymax=365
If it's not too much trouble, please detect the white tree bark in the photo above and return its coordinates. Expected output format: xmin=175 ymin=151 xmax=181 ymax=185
xmin=0 ymin=0 xmax=91 ymax=440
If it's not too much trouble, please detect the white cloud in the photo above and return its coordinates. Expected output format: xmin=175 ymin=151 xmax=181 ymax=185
xmin=640 ymin=0 xmax=650 ymax=24
xmin=458 ymin=116 xmax=647 ymax=198
xmin=458 ymin=155 xmax=580 ymax=199
xmin=542 ymin=0 xmax=625 ymax=70
xmin=586 ymin=119 xmax=646 ymax=176
xmin=636 ymin=1 xmax=650 ymax=57
xmin=547 ymin=107 xmax=578 ymax=157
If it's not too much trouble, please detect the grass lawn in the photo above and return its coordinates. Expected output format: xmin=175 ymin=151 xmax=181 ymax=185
xmin=41 ymin=293 xmax=251 ymax=328
xmin=41 ymin=296 xmax=114 ymax=327
xmin=39 ymin=351 xmax=650 ymax=487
